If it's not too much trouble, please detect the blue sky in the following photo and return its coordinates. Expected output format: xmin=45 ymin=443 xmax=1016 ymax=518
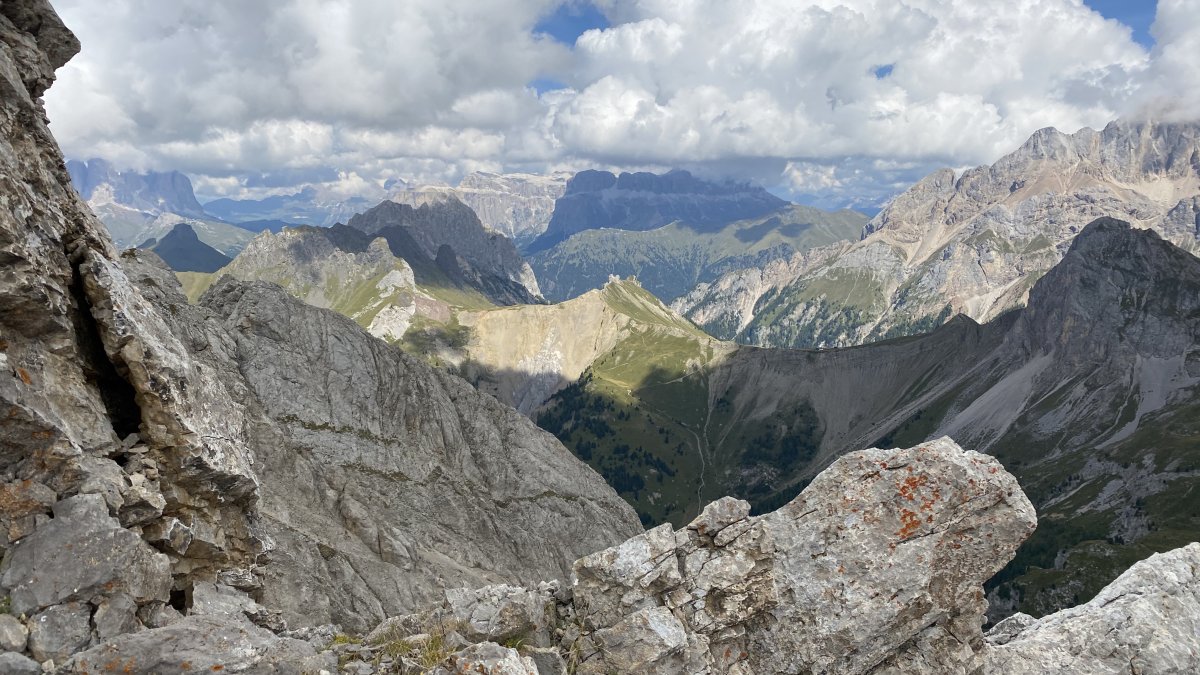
xmin=1085 ymin=0 xmax=1157 ymax=47
xmin=534 ymin=1 xmax=610 ymax=45
xmin=531 ymin=2 xmax=611 ymax=93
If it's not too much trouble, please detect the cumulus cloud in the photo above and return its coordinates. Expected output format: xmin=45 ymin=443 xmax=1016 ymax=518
xmin=43 ymin=0 xmax=1200 ymax=206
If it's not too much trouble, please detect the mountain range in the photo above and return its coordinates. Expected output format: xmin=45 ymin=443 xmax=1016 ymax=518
xmin=393 ymin=172 xmax=570 ymax=247
xmin=675 ymin=120 xmax=1200 ymax=347
xmin=203 ymin=185 xmax=385 ymax=229
xmin=530 ymin=204 xmax=866 ymax=302
xmin=66 ymin=158 xmax=258 ymax=256
xmin=537 ymin=217 xmax=1200 ymax=619
xmin=4 ymin=2 xmax=1200 ymax=671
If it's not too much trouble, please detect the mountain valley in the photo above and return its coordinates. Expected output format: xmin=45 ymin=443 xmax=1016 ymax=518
xmin=5 ymin=0 xmax=1200 ymax=671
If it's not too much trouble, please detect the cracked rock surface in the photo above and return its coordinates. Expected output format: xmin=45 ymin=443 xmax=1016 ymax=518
xmin=349 ymin=438 xmax=1198 ymax=674
xmin=0 ymin=0 xmax=640 ymax=668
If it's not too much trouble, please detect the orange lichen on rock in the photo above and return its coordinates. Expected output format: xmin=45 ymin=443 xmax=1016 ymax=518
xmin=898 ymin=473 xmax=929 ymax=501
xmin=898 ymin=508 xmax=922 ymax=539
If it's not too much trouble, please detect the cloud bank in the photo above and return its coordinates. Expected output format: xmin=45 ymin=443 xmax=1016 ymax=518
xmin=44 ymin=0 xmax=1200 ymax=206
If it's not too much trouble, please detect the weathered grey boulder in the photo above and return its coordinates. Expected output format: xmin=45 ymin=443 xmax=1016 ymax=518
xmin=0 ymin=614 xmax=29 ymax=652
xmin=982 ymin=543 xmax=1200 ymax=673
xmin=27 ymin=601 xmax=91 ymax=662
xmin=444 ymin=583 xmax=557 ymax=646
xmin=435 ymin=641 xmax=539 ymax=674
xmin=0 ymin=652 xmax=40 ymax=675
xmin=572 ymin=437 xmax=1037 ymax=674
xmin=59 ymin=614 xmax=333 ymax=674
xmin=0 ymin=494 xmax=170 ymax=617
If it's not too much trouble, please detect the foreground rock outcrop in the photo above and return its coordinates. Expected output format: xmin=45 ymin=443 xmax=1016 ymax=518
xmin=329 ymin=438 xmax=1198 ymax=675
xmin=984 ymin=543 xmax=1200 ymax=673
xmin=0 ymin=0 xmax=639 ymax=668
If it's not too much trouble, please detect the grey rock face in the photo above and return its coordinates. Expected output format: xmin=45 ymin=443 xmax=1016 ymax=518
xmin=66 ymin=158 xmax=207 ymax=219
xmin=183 ymin=272 xmax=641 ymax=632
xmin=572 ymin=437 xmax=1036 ymax=674
xmin=59 ymin=614 xmax=331 ymax=674
xmin=983 ymin=543 xmax=1200 ymax=674
xmin=395 ymin=172 xmax=570 ymax=248
xmin=0 ymin=1 xmax=639 ymax=667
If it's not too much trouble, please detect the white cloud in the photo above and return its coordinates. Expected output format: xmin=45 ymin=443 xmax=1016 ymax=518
xmin=43 ymin=0 xmax=1200 ymax=205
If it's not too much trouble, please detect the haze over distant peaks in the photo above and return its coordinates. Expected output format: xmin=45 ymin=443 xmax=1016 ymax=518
xmin=527 ymin=169 xmax=789 ymax=254
xmin=394 ymin=171 xmax=571 ymax=248
xmin=203 ymin=186 xmax=382 ymax=229
xmin=137 ymin=222 xmax=231 ymax=273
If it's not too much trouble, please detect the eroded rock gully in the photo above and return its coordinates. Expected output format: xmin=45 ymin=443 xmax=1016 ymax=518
xmin=1 ymin=0 xmax=635 ymax=670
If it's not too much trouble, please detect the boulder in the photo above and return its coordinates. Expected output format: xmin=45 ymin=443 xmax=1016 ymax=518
xmin=444 ymin=583 xmax=557 ymax=646
xmin=59 ymin=614 xmax=332 ymax=674
xmin=0 ymin=613 xmax=29 ymax=652
xmin=572 ymin=437 xmax=1037 ymax=674
xmin=435 ymin=641 xmax=538 ymax=674
xmin=0 ymin=494 xmax=170 ymax=617
xmin=0 ymin=652 xmax=41 ymax=675
xmin=982 ymin=543 xmax=1200 ymax=673
xmin=28 ymin=601 xmax=91 ymax=662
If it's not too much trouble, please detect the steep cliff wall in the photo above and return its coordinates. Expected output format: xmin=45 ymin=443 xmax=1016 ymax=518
xmin=0 ymin=3 xmax=640 ymax=670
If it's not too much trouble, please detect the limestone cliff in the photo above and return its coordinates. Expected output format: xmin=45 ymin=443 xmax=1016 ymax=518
xmin=393 ymin=172 xmax=569 ymax=248
xmin=65 ymin=158 xmax=257 ymax=257
xmin=531 ymin=205 xmax=865 ymax=303
xmin=526 ymin=169 xmax=789 ymax=254
xmin=0 ymin=3 xmax=640 ymax=670
xmin=678 ymin=120 xmax=1200 ymax=348
xmin=126 ymin=258 xmax=642 ymax=632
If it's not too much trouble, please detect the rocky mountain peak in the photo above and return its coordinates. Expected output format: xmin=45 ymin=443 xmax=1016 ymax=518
xmin=135 ymin=222 xmax=232 ymax=273
xmin=1020 ymin=217 xmax=1200 ymax=362
xmin=66 ymin=158 xmax=207 ymax=219
xmin=528 ymin=168 xmax=789 ymax=253
xmin=348 ymin=196 xmax=543 ymax=303
xmin=682 ymin=117 xmax=1200 ymax=350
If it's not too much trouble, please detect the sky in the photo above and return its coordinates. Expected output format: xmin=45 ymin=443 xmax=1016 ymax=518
xmin=44 ymin=0 xmax=1200 ymax=211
